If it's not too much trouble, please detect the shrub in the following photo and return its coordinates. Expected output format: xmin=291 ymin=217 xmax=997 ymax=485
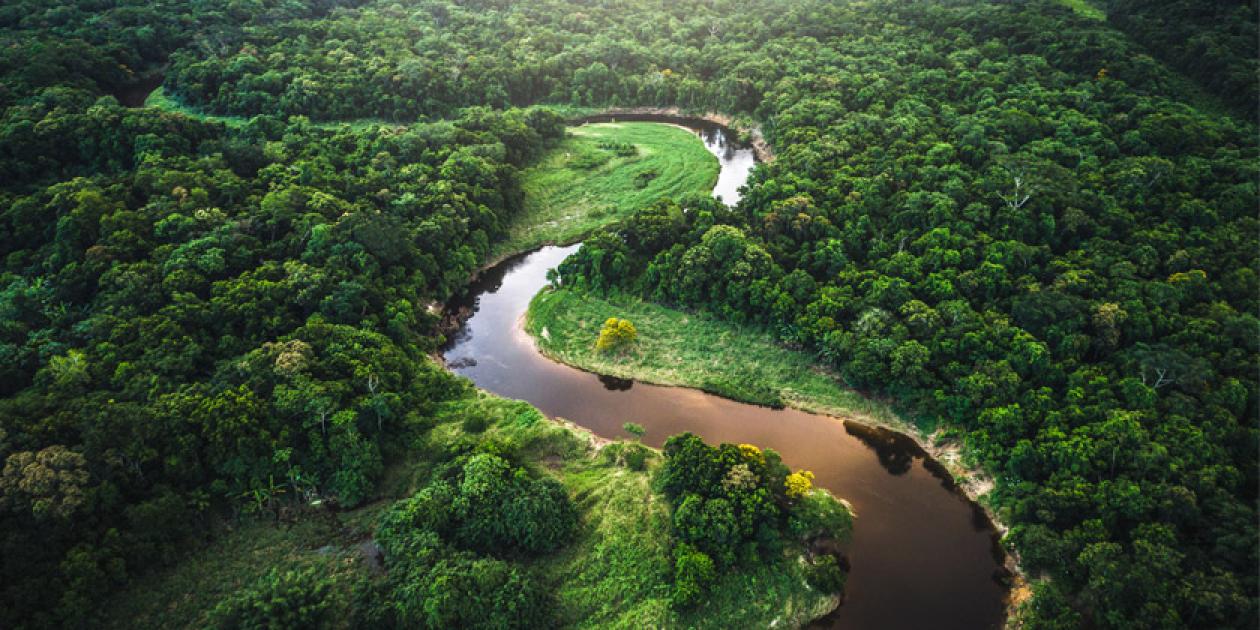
xmin=208 ymin=567 xmax=331 ymax=630
xmin=805 ymin=554 xmax=846 ymax=593
xmin=461 ymin=414 xmax=490 ymax=433
xmin=623 ymin=443 xmax=650 ymax=471
xmin=788 ymin=489 xmax=853 ymax=541
xmin=784 ymin=470 xmax=815 ymax=499
xmin=596 ymin=317 xmax=637 ymax=352
xmin=670 ymin=543 xmax=715 ymax=608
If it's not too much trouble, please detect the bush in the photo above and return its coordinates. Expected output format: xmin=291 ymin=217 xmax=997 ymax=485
xmin=805 ymin=554 xmax=846 ymax=593
xmin=596 ymin=317 xmax=637 ymax=352
xmin=452 ymin=454 xmax=578 ymax=555
xmin=623 ymin=443 xmax=650 ymax=471
xmin=461 ymin=414 xmax=490 ymax=433
xmin=208 ymin=567 xmax=331 ymax=630
xmin=787 ymin=489 xmax=853 ymax=541
xmin=598 ymin=139 xmax=638 ymax=156
xmin=670 ymin=543 xmax=716 ymax=608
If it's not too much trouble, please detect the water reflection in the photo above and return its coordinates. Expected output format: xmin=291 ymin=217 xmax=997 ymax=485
xmin=598 ymin=374 xmax=634 ymax=391
xmin=844 ymin=421 xmax=918 ymax=476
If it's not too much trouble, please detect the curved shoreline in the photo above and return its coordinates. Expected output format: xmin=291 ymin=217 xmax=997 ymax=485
xmin=438 ymin=118 xmax=1022 ymax=627
xmin=520 ymin=286 xmax=1030 ymax=623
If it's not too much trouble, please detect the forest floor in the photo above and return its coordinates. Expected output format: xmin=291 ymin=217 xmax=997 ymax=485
xmin=493 ymin=121 xmax=718 ymax=258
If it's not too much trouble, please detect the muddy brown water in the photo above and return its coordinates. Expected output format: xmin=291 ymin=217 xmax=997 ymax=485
xmin=442 ymin=121 xmax=1008 ymax=629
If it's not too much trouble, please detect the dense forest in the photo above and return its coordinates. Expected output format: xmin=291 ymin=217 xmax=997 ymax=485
xmin=0 ymin=0 xmax=1256 ymax=628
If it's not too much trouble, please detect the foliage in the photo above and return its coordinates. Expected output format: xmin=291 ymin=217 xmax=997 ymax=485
xmin=657 ymin=433 xmax=850 ymax=607
xmin=542 ymin=1 xmax=1258 ymax=626
xmin=784 ymin=471 xmax=815 ymax=499
xmin=1104 ymin=0 xmax=1258 ymax=112
xmin=596 ymin=317 xmax=638 ymax=353
xmin=670 ymin=543 xmax=716 ymax=608
xmin=207 ymin=566 xmax=331 ymax=630
xmin=0 ymin=81 xmax=564 ymax=627
xmin=622 ymin=421 xmax=647 ymax=438
xmin=2 ymin=0 xmax=1255 ymax=625
xmin=804 ymin=554 xmax=846 ymax=593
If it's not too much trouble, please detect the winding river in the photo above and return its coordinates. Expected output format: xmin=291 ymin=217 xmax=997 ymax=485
xmin=443 ymin=121 xmax=1009 ymax=629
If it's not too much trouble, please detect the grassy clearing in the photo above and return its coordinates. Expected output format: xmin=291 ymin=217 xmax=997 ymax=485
xmin=99 ymin=514 xmax=364 ymax=629
xmin=527 ymin=287 xmax=910 ymax=430
xmin=104 ymin=393 xmax=834 ymax=628
xmin=495 ymin=122 xmax=719 ymax=258
xmin=1057 ymin=0 xmax=1105 ymax=20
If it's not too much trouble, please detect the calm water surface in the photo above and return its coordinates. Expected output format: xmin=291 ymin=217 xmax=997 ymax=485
xmin=443 ymin=122 xmax=1008 ymax=629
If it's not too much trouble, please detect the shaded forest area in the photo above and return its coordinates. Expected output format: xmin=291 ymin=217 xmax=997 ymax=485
xmin=1 ymin=0 xmax=1256 ymax=628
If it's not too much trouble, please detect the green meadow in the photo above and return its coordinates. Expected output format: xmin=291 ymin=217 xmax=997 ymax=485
xmin=495 ymin=122 xmax=719 ymax=258
xmin=527 ymin=287 xmax=907 ymax=430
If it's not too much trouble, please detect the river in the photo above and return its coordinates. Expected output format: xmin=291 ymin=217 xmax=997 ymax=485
xmin=442 ymin=120 xmax=1009 ymax=629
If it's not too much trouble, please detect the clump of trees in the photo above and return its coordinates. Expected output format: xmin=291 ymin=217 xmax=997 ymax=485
xmin=658 ymin=433 xmax=850 ymax=607
xmin=359 ymin=450 xmax=576 ymax=628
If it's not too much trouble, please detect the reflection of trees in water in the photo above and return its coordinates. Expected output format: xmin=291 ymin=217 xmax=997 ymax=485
xmin=843 ymin=421 xmax=921 ymax=476
xmin=598 ymin=374 xmax=634 ymax=391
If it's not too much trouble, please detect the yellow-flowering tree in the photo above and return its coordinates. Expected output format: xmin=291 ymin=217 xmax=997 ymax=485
xmin=738 ymin=443 xmax=766 ymax=465
xmin=784 ymin=470 xmax=815 ymax=499
xmin=595 ymin=317 xmax=638 ymax=352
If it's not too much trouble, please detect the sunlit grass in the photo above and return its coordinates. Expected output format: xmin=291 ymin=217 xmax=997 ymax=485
xmin=1057 ymin=0 xmax=1104 ymax=20
xmin=496 ymin=122 xmax=718 ymax=258
xmin=527 ymin=287 xmax=907 ymax=429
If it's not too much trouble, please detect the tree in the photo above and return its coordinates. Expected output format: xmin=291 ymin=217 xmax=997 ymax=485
xmin=596 ymin=317 xmax=638 ymax=353
xmin=0 ymin=445 xmax=89 ymax=521
xmin=784 ymin=471 xmax=814 ymax=500
xmin=671 ymin=543 xmax=716 ymax=608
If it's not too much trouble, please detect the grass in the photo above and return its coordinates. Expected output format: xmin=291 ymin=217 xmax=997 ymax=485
xmin=99 ymin=513 xmax=365 ymax=629
xmin=104 ymin=393 xmax=836 ymax=629
xmin=1057 ymin=0 xmax=1105 ymax=20
xmin=495 ymin=122 xmax=719 ymax=258
xmin=527 ymin=287 xmax=910 ymax=431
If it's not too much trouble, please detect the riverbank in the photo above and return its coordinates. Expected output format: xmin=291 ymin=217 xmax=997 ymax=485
xmin=525 ymin=286 xmax=1029 ymax=616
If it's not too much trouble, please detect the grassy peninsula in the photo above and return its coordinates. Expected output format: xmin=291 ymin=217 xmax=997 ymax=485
xmin=495 ymin=122 xmax=719 ymax=257
xmin=527 ymin=287 xmax=907 ymax=430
